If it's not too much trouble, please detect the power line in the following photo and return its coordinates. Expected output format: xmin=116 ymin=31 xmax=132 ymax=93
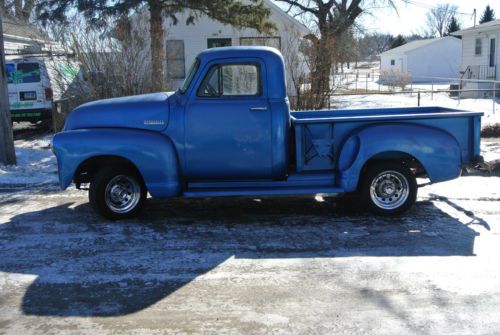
xmin=401 ymin=0 xmax=473 ymax=17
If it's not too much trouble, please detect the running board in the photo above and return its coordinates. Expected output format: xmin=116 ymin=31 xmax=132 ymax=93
xmin=184 ymin=173 xmax=342 ymax=198
xmin=183 ymin=186 xmax=344 ymax=198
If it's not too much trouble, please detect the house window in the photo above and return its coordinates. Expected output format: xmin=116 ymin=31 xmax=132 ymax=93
xmin=240 ymin=37 xmax=281 ymax=50
xmin=198 ymin=63 xmax=261 ymax=97
xmin=207 ymin=38 xmax=232 ymax=48
xmin=475 ymin=38 xmax=482 ymax=56
xmin=166 ymin=40 xmax=185 ymax=79
xmin=390 ymin=59 xmax=395 ymax=66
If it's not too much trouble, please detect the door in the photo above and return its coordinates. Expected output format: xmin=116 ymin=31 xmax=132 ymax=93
xmin=5 ymin=63 xmax=18 ymax=111
xmin=490 ymin=38 xmax=496 ymax=67
xmin=207 ymin=38 xmax=232 ymax=49
xmin=184 ymin=59 xmax=273 ymax=180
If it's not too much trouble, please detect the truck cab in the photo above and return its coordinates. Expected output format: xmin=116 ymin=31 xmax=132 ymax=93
xmin=53 ymin=47 xmax=483 ymax=220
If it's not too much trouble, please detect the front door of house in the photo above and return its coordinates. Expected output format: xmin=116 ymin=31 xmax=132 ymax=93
xmin=490 ymin=38 xmax=496 ymax=67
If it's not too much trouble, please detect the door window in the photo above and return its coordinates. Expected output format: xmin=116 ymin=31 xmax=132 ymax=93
xmin=5 ymin=64 xmax=15 ymax=84
xmin=16 ymin=63 xmax=41 ymax=83
xmin=490 ymin=38 xmax=496 ymax=67
xmin=197 ymin=63 xmax=261 ymax=97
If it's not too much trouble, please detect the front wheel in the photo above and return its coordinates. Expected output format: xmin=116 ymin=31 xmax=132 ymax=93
xmin=360 ymin=162 xmax=417 ymax=216
xmin=89 ymin=166 xmax=147 ymax=220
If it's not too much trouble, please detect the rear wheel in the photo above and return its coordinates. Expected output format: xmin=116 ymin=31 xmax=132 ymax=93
xmin=89 ymin=166 xmax=147 ymax=220
xmin=360 ymin=162 xmax=417 ymax=216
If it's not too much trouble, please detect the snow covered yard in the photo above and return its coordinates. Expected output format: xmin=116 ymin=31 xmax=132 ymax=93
xmin=0 ymin=135 xmax=58 ymax=188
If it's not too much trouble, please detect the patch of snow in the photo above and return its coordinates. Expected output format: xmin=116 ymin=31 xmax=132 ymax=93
xmin=482 ymin=140 xmax=500 ymax=163
xmin=0 ymin=135 xmax=58 ymax=186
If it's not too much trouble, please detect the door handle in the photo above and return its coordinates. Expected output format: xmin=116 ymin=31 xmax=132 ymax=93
xmin=250 ymin=107 xmax=268 ymax=111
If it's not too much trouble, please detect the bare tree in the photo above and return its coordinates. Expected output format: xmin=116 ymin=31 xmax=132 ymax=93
xmin=275 ymin=0 xmax=397 ymax=109
xmin=2 ymin=0 xmax=37 ymax=21
xmin=358 ymin=33 xmax=393 ymax=60
xmin=425 ymin=4 xmax=458 ymax=37
xmin=0 ymin=15 xmax=17 ymax=165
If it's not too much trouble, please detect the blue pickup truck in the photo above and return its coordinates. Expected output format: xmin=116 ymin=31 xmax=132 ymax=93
xmin=53 ymin=47 xmax=483 ymax=219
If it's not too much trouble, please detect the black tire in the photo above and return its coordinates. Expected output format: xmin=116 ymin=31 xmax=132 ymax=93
xmin=89 ymin=166 xmax=147 ymax=220
xmin=359 ymin=161 xmax=417 ymax=216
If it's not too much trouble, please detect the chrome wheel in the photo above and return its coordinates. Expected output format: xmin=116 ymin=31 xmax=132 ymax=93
xmin=369 ymin=170 xmax=409 ymax=210
xmin=104 ymin=175 xmax=141 ymax=214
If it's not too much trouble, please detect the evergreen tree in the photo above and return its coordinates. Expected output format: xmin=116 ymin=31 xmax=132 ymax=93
xmin=479 ymin=5 xmax=496 ymax=24
xmin=446 ymin=16 xmax=461 ymax=35
xmin=389 ymin=35 xmax=406 ymax=49
xmin=37 ymin=0 xmax=275 ymax=92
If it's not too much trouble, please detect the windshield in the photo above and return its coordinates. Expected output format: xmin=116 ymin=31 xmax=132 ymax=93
xmin=179 ymin=58 xmax=200 ymax=94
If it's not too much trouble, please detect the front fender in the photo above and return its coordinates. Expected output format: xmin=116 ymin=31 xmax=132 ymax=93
xmin=338 ymin=124 xmax=461 ymax=192
xmin=52 ymin=128 xmax=181 ymax=198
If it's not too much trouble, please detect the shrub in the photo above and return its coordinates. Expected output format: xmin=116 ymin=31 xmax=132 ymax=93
xmin=380 ymin=68 xmax=412 ymax=90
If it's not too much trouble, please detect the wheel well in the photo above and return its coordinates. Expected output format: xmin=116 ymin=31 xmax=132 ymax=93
xmin=361 ymin=151 xmax=427 ymax=177
xmin=74 ymin=156 xmax=144 ymax=185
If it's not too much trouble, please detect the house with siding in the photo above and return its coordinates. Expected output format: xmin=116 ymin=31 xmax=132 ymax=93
xmin=453 ymin=19 xmax=500 ymax=97
xmin=2 ymin=14 xmax=57 ymax=59
xmin=133 ymin=0 xmax=310 ymax=93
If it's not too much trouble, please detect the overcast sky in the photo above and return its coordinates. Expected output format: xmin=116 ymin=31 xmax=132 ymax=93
xmin=274 ymin=1 xmax=497 ymax=36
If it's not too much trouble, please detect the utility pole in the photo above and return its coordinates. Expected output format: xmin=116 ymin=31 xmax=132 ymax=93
xmin=0 ymin=14 xmax=17 ymax=165
xmin=472 ymin=9 xmax=477 ymax=27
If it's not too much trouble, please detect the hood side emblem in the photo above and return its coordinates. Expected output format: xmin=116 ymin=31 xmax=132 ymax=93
xmin=144 ymin=120 xmax=165 ymax=126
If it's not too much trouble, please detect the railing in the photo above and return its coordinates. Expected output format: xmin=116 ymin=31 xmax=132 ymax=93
xmin=460 ymin=65 xmax=497 ymax=80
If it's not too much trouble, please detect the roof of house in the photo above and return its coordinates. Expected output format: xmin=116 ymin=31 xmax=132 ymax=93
xmin=453 ymin=19 xmax=500 ymax=36
xmin=2 ymin=14 xmax=50 ymax=41
xmin=262 ymin=0 xmax=310 ymax=35
xmin=380 ymin=37 xmax=460 ymax=56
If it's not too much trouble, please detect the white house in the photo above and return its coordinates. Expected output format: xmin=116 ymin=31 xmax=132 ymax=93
xmin=380 ymin=37 xmax=462 ymax=82
xmin=453 ymin=19 xmax=499 ymax=81
xmin=133 ymin=0 xmax=310 ymax=92
xmin=452 ymin=19 xmax=499 ymax=97
xmin=2 ymin=14 xmax=59 ymax=60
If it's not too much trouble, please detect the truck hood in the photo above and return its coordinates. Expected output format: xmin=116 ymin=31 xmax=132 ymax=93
xmin=64 ymin=92 xmax=173 ymax=132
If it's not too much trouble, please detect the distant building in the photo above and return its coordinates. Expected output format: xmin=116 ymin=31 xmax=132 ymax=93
xmin=380 ymin=37 xmax=462 ymax=82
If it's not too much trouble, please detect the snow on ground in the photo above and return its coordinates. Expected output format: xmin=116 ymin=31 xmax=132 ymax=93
xmin=0 ymin=135 xmax=58 ymax=186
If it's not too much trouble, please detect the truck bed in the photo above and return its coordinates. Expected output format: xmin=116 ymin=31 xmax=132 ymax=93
xmin=291 ymin=106 xmax=483 ymax=172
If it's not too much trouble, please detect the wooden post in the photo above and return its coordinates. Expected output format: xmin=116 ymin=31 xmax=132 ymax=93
xmin=0 ymin=15 xmax=16 ymax=165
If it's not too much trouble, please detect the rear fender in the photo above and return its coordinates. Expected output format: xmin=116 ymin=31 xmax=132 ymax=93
xmin=52 ymin=128 xmax=181 ymax=198
xmin=338 ymin=124 xmax=461 ymax=192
